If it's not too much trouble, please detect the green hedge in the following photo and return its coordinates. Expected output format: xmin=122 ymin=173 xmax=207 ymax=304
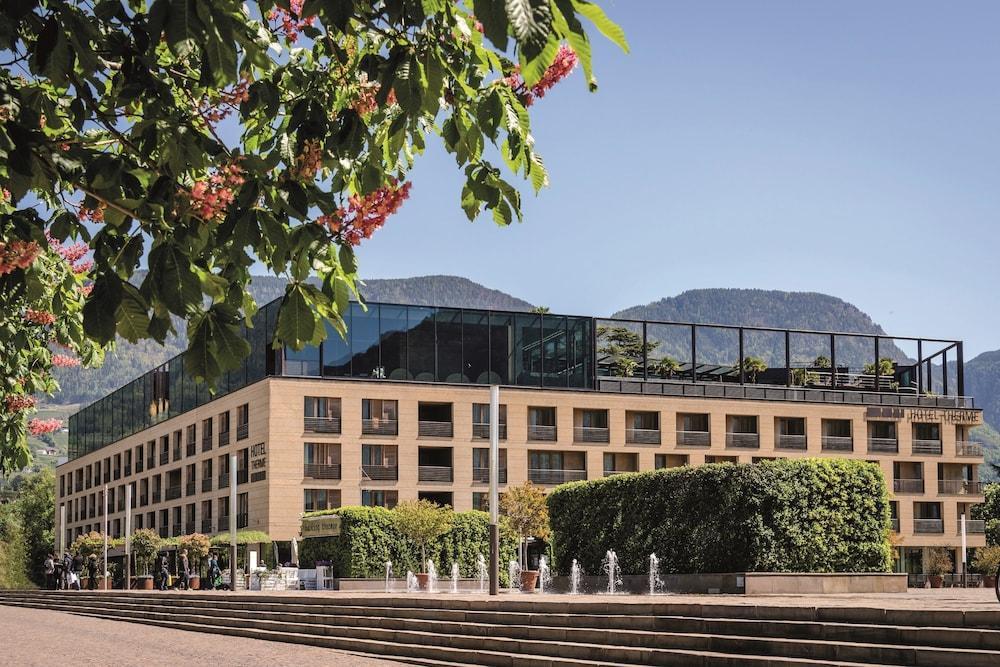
xmin=298 ymin=507 xmax=518 ymax=582
xmin=547 ymin=458 xmax=892 ymax=576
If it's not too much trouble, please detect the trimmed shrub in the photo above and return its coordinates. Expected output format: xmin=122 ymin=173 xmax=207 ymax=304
xmin=299 ymin=507 xmax=518 ymax=582
xmin=547 ymin=458 xmax=892 ymax=576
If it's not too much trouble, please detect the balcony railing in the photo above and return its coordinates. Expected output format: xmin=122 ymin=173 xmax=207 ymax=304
xmin=914 ymin=518 xmax=944 ymax=533
xmin=186 ymin=443 xmax=196 ymax=457
xmin=473 ymin=423 xmax=507 ymax=439
xmin=152 ymin=490 xmax=161 ymax=504
xmin=893 ymin=478 xmax=924 ymax=494
xmin=165 ymin=485 xmax=181 ymax=501
xmin=603 ymin=469 xmax=637 ymax=477
xmin=237 ymin=469 xmax=248 ymax=485
xmin=418 ymin=421 xmax=454 ymax=438
xmin=171 ymin=523 xmax=182 ymax=536
xmin=960 ymin=520 xmax=986 ymax=534
xmin=159 ymin=452 xmax=169 ymax=465
xmin=472 ymin=467 xmax=508 ymax=484
xmin=185 ymin=482 xmax=196 ymax=497
xmin=574 ymin=426 xmax=610 ymax=443
xmin=158 ymin=526 xmax=169 ymax=538
xmin=237 ymin=423 xmax=249 ymax=440
xmin=676 ymin=430 xmax=710 ymax=446
xmin=135 ymin=460 xmax=144 ymax=474
xmin=172 ymin=448 xmax=181 ymax=462
xmin=202 ymin=478 xmax=213 ymax=493
xmin=938 ymin=480 xmax=984 ymax=495
xmin=201 ymin=519 xmax=213 ymax=534
xmin=418 ymin=465 xmax=453 ymax=483
xmin=867 ymin=438 xmax=898 ymax=453
xmin=821 ymin=436 xmax=853 ymax=451
xmin=362 ymin=419 xmax=398 ymax=436
xmin=124 ymin=465 xmax=131 ymax=477
xmin=362 ymin=464 xmax=398 ymax=481
xmin=139 ymin=494 xmax=148 ymax=507
xmin=956 ymin=441 xmax=983 ymax=457
xmin=146 ymin=457 xmax=155 ymax=470
xmin=219 ymin=431 xmax=230 ymax=447
xmin=202 ymin=436 xmax=212 ymax=452
xmin=218 ymin=473 xmax=230 ymax=488
xmin=776 ymin=434 xmax=807 ymax=450
xmin=890 ymin=518 xmax=900 ymax=533
xmin=528 ymin=468 xmax=587 ymax=485
xmin=528 ymin=425 xmax=557 ymax=441
xmin=304 ymin=416 xmax=341 ymax=433
xmin=236 ymin=513 xmax=248 ymax=528
xmin=304 ymin=463 xmax=342 ymax=480
xmin=626 ymin=428 xmax=661 ymax=445
xmin=726 ymin=432 xmax=760 ymax=449
xmin=184 ymin=522 xmax=195 ymax=535
xmin=217 ymin=516 xmax=229 ymax=532
xmin=912 ymin=439 xmax=942 ymax=455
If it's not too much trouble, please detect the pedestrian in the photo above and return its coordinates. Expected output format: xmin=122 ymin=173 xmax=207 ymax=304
xmin=158 ymin=553 xmax=170 ymax=591
xmin=61 ymin=551 xmax=72 ymax=590
xmin=43 ymin=554 xmax=55 ymax=590
xmin=72 ymin=551 xmax=83 ymax=580
xmin=178 ymin=550 xmax=190 ymax=591
xmin=86 ymin=554 xmax=98 ymax=590
xmin=208 ymin=554 xmax=222 ymax=591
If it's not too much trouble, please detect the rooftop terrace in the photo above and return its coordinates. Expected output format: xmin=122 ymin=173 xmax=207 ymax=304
xmin=67 ymin=298 xmax=974 ymax=460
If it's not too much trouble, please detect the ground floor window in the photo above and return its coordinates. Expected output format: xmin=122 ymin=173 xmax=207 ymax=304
xmin=304 ymin=488 xmax=341 ymax=512
xmin=362 ymin=489 xmax=398 ymax=508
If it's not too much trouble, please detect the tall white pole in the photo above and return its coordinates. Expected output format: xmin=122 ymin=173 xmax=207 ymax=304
xmin=125 ymin=484 xmax=132 ymax=590
xmin=230 ymin=454 xmax=238 ymax=588
xmin=103 ymin=483 xmax=109 ymax=587
xmin=58 ymin=504 xmax=66 ymax=555
xmin=488 ymin=385 xmax=499 ymax=596
xmin=961 ymin=513 xmax=968 ymax=587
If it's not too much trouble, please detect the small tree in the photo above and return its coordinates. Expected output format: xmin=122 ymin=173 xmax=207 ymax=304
xmin=926 ymin=547 xmax=954 ymax=576
xmin=652 ymin=356 xmax=682 ymax=379
xmin=742 ymin=356 xmax=767 ymax=383
xmin=178 ymin=533 xmax=211 ymax=573
xmin=130 ymin=529 xmax=161 ymax=577
xmin=392 ymin=500 xmax=453 ymax=571
xmin=813 ymin=355 xmax=832 ymax=368
xmin=598 ymin=326 xmax=659 ymax=378
xmin=500 ymin=482 xmax=551 ymax=570
xmin=972 ymin=546 xmax=1000 ymax=575
xmin=70 ymin=531 xmax=105 ymax=561
xmin=863 ymin=358 xmax=895 ymax=377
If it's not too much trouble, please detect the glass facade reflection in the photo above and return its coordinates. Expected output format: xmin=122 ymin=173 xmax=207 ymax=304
xmin=68 ymin=299 xmax=595 ymax=461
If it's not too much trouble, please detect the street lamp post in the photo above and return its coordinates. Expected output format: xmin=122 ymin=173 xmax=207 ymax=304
xmin=489 ymin=385 xmax=500 ymax=596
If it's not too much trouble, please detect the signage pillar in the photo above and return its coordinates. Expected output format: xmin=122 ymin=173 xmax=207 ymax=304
xmin=125 ymin=484 xmax=132 ymax=591
xmin=489 ymin=385 xmax=500 ymax=596
xmin=103 ymin=483 xmax=109 ymax=589
xmin=230 ymin=454 xmax=238 ymax=590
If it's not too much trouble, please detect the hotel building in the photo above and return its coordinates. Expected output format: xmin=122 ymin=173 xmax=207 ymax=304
xmin=57 ymin=298 xmax=985 ymax=576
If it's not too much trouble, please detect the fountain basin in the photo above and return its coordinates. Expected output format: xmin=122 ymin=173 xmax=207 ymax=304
xmin=546 ymin=572 xmax=906 ymax=595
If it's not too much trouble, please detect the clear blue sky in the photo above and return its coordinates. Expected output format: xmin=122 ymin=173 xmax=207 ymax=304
xmin=351 ymin=1 xmax=1000 ymax=357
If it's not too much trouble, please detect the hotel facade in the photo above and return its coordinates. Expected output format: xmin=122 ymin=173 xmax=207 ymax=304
xmin=57 ymin=299 xmax=986 ymax=576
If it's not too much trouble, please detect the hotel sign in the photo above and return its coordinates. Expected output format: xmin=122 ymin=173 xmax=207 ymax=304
xmin=301 ymin=514 xmax=341 ymax=538
xmin=865 ymin=407 xmax=980 ymax=424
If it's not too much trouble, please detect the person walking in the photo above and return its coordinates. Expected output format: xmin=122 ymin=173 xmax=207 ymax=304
xmin=158 ymin=553 xmax=170 ymax=591
xmin=86 ymin=554 xmax=98 ymax=590
xmin=61 ymin=551 xmax=72 ymax=590
xmin=208 ymin=554 xmax=221 ymax=591
xmin=178 ymin=550 xmax=190 ymax=591
xmin=43 ymin=554 xmax=55 ymax=590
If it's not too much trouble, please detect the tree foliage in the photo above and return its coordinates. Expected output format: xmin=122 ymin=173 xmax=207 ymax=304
xmin=9 ymin=468 xmax=54 ymax=585
xmin=391 ymin=498 xmax=453 ymax=566
xmin=0 ymin=0 xmax=626 ymax=472
xmin=129 ymin=527 xmax=161 ymax=576
xmin=597 ymin=326 xmax=658 ymax=377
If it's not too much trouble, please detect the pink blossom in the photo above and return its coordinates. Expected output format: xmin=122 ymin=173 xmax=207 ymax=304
xmin=51 ymin=354 xmax=81 ymax=368
xmin=28 ymin=418 xmax=62 ymax=436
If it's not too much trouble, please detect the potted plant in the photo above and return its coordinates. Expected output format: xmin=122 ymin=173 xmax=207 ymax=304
xmin=178 ymin=533 xmax=211 ymax=590
xmin=742 ymin=356 xmax=767 ymax=383
xmin=131 ymin=528 xmax=162 ymax=590
xmin=972 ymin=546 xmax=1000 ymax=588
xmin=500 ymin=482 xmax=550 ymax=593
xmin=926 ymin=547 xmax=953 ymax=588
xmin=392 ymin=499 xmax=453 ymax=591
xmin=70 ymin=531 xmax=108 ymax=589
xmin=652 ymin=356 xmax=681 ymax=379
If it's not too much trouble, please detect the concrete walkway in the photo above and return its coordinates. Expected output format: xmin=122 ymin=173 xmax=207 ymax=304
xmin=0 ymin=605 xmax=408 ymax=666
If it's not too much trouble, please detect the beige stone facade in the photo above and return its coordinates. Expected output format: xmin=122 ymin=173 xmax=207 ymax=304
xmin=56 ymin=375 xmax=986 ymax=573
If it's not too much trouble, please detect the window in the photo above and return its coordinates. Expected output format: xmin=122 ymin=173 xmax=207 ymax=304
xmin=870 ymin=421 xmax=897 ymax=440
xmin=237 ymin=492 xmax=248 ymax=528
xmin=304 ymin=443 xmax=342 ymax=479
xmin=473 ymin=492 xmax=489 ymax=512
xmin=361 ymin=490 xmax=398 ymax=508
xmin=237 ymin=404 xmax=249 ymax=440
xmin=304 ymin=397 xmax=342 ymax=433
xmin=679 ymin=413 xmax=709 ymax=432
xmin=362 ymin=399 xmax=398 ymax=435
xmin=219 ymin=411 xmax=231 ymax=435
xmin=304 ymin=489 xmax=341 ymax=512
xmin=284 ymin=342 xmax=320 ymax=376
xmin=172 ymin=430 xmax=182 ymax=461
xmin=472 ymin=403 xmax=507 ymax=439
xmin=913 ymin=423 xmax=940 ymax=441
xmin=472 ymin=448 xmax=507 ymax=483
xmin=202 ymin=417 xmax=213 ymax=451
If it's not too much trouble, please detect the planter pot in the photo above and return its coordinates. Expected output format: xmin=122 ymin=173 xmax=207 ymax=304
xmin=928 ymin=575 xmax=944 ymax=588
xmin=520 ymin=570 xmax=539 ymax=593
xmin=189 ymin=575 xmax=201 ymax=590
xmin=415 ymin=573 xmax=430 ymax=591
xmin=982 ymin=575 xmax=997 ymax=589
xmin=137 ymin=576 xmax=154 ymax=590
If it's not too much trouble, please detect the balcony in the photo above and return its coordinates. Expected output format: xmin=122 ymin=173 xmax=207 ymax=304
xmin=472 ymin=467 xmax=508 ymax=484
xmin=165 ymin=486 xmax=181 ymax=501
xmin=237 ymin=423 xmax=249 ymax=440
xmin=912 ymin=439 xmax=942 ymax=455
xmin=146 ymin=457 xmax=155 ymax=470
xmin=201 ymin=519 xmax=213 ymax=533
xmin=938 ymin=480 xmax=984 ymax=495
xmin=151 ymin=491 xmax=161 ymax=504
xmin=626 ymin=428 xmax=661 ymax=445
xmin=362 ymin=464 xmax=398 ymax=481
xmin=202 ymin=436 xmax=212 ymax=452
xmin=574 ymin=426 xmax=610 ymax=443
xmin=914 ymin=518 xmax=944 ymax=534
xmin=956 ymin=441 xmax=983 ymax=457
xmin=776 ymin=434 xmax=807 ymax=450
xmin=304 ymin=416 xmax=341 ymax=434
xmin=304 ymin=463 xmax=342 ymax=480
xmin=186 ymin=443 xmax=196 ymax=457
xmin=528 ymin=425 xmax=557 ymax=441
xmin=867 ymin=438 xmax=898 ymax=454
xmin=528 ymin=468 xmax=587 ymax=485
xmin=418 ymin=466 xmax=454 ymax=483
xmin=726 ymin=432 xmax=760 ymax=449
xmin=237 ymin=469 xmax=248 ymax=485
xmin=676 ymin=430 xmax=710 ymax=446
xmin=218 ymin=473 xmax=230 ymax=488
xmin=821 ymin=436 xmax=853 ymax=452
xmin=890 ymin=518 xmax=900 ymax=532
xmin=185 ymin=482 xmax=196 ymax=497
xmin=202 ymin=478 xmax=213 ymax=493
xmin=237 ymin=513 xmax=248 ymax=528
xmin=362 ymin=419 xmax=398 ymax=436
xmin=219 ymin=431 xmax=230 ymax=447
xmin=217 ymin=516 xmax=229 ymax=532
xmin=893 ymin=479 xmax=924 ymax=494
xmin=159 ymin=452 xmax=169 ymax=465
xmin=158 ymin=526 xmax=169 ymax=538
xmin=419 ymin=421 xmax=454 ymax=438
xmin=473 ymin=423 xmax=507 ymax=439
xmin=960 ymin=520 xmax=986 ymax=534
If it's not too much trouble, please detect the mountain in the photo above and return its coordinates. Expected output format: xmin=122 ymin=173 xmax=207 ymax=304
xmin=966 ymin=350 xmax=1000 ymax=428
xmin=612 ymin=289 xmax=905 ymax=368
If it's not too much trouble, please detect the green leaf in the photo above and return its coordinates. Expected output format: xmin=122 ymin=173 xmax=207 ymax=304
xmin=116 ymin=286 xmax=151 ymax=342
xmin=185 ymin=314 xmax=220 ymax=384
xmin=278 ymin=285 xmax=317 ymax=348
xmin=474 ymin=0 xmax=510 ymax=50
xmin=571 ymin=0 xmax=629 ymax=53
xmin=83 ymin=276 xmax=123 ymax=344
xmin=166 ymin=0 xmax=201 ymax=60
xmin=339 ymin=244 xmax=357 ymax=275
xmin=505 ymin=0 xmax=552 ymax=51
xmin=152 ymin=243 xmax=201 ymax=316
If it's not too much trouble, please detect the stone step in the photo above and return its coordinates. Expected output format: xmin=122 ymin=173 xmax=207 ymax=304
xmin=4 ymin=592 xmax=999 ymax=652
xmin=2 ymin=596 xmax=998 ymax=667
